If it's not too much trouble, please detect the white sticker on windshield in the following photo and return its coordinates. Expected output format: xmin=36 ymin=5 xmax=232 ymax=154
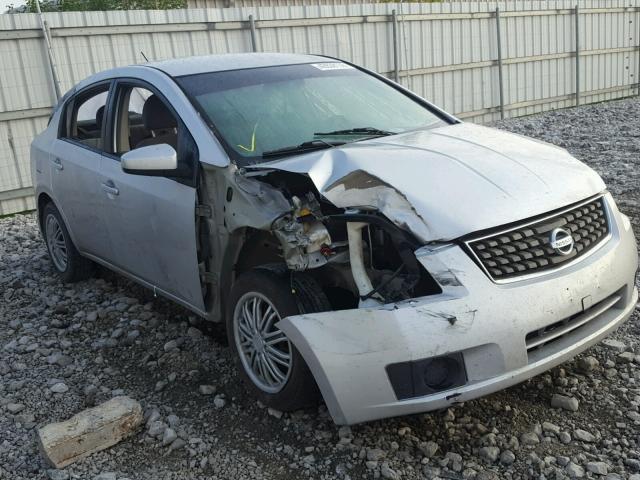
xmin=311 ymin=62 xmax=354 ymax=71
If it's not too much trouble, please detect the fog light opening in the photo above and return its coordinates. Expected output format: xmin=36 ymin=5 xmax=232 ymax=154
xmin=386 ymin=352 xmax=467 ymax=400
xmin=423 ymin=357 xmax=462 ymax=390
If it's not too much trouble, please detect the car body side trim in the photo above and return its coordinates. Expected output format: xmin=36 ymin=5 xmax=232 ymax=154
xmin=82 ymin=251 xmax=209 ymax=318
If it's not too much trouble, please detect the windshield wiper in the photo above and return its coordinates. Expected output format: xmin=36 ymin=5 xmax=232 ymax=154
xmin=314 ymin=127 xmax=396 ymax=137
xmin=262 ymin=139 xmax=345 ymax=158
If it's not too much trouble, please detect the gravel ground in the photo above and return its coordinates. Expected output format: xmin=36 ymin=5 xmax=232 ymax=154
xmin=1 ymin=98 xmax=639 ymax=480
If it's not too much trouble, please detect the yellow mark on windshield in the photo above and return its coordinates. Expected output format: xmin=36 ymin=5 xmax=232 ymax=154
xmin=237 ymin=123 xmax=258 ymax=153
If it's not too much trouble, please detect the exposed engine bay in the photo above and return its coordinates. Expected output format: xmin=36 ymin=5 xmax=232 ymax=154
xmin=269 ymin=189 xmax=441 ymax=307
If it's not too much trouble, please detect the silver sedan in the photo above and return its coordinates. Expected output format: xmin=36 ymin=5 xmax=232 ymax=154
xmin=31 ymin=53 xmax=638 ymax=424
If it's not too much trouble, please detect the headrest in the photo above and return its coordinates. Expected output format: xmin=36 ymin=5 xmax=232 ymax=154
xmin=142 ymin=95 xmax=177 ymax=131
xmin=96 ymin=105 xmax=105 ymax=130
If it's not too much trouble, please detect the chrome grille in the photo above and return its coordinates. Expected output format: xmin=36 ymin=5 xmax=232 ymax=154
xmin=466 ymin=197 xmax=610 ymax=281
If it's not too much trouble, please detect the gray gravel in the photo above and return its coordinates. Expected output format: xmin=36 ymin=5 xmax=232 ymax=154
xmin=1 ymin=97 xmax=639 ymax=480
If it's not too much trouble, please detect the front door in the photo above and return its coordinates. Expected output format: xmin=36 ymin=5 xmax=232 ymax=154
xmin=99 ymin=83 xmax=205 ymax=313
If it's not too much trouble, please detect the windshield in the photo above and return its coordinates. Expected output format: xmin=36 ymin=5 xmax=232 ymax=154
xmin=177 ymin=62 xmax=447 ymax=164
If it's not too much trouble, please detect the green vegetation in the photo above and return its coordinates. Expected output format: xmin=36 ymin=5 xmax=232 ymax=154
xmin=17 ymin=0 xmax=186 ymax=12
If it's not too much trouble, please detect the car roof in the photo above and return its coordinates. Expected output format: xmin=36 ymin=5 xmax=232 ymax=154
xmin=145 ymin=52 xmax=334 ymax=77
xmin=65 ymin=53 xmax=341 ymax=99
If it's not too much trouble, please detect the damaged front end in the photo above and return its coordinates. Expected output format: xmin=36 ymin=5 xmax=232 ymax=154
xmin=239 ymin=166 xmax=443 ymax=309
xmin=197 ymin=158 xmax=442 ymax=325
xmin=199 ymin=149 xmax=637 ymax=426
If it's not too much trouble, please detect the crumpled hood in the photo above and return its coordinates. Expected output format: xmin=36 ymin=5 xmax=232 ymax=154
xmin=252 ymin=123 xmax=605 ymax=241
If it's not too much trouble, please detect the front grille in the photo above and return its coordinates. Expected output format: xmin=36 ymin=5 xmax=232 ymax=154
xmin=466 ymin=197 xmax=610 ymax=281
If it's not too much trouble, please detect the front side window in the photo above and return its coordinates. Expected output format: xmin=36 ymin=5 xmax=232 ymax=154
xmin=112 ymin=83 xmax=197 ymax=178
xmin=113 ymin=86 xmax=163 ymax=154
xmin=177 ymin=63 xmax=446 ymax=165
xmin=61 ymin=86 xmax=109 ymax=150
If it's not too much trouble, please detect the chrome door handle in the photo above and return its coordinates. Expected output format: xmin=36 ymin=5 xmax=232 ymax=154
xmin=51 ymin=157 xmax=63 ymax=171
xmin=101 ymin=182 xmax=119 ymax=196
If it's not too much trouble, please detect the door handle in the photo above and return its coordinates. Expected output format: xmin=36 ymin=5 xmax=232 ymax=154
xmin=51 ymin=157 xmax=63 ymax=171
xmin=101 ymin=181 xmax=119 ymax=196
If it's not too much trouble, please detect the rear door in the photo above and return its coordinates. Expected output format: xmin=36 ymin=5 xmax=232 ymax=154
xmin=50 ymin=82 xmax=112 ymax=259
xmin=99 ymin=80 xmax=205 ymax=314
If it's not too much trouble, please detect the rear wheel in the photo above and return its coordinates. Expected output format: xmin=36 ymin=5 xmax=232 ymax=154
xmin=42 ymin=202 xmax=93 ymax=283
xmin=227 ymin=269 xmax=330 ymax=411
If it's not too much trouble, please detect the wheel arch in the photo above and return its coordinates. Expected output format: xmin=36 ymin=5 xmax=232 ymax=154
xmin=36 ymin=191 xmax=80 ymax=250
xmin=216 ymin=226 xmax=286 ymax=324
xmin=36 ymin=191 xmax=55 ymax=231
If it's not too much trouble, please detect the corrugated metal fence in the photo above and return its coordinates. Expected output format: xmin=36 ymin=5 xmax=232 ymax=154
xmin=186 ymin=0 xmax=559 ymax=8
xmin=0 ymin=0 xmax=638 ymax=215
xmin=188 ymin=0 xmax=383 ymax=7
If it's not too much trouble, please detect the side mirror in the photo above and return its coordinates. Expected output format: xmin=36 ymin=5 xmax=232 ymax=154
xmin=121 ymin=144 xmax=178 ymax=176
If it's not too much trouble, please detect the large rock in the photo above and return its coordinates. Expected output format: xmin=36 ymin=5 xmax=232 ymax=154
xmin=500 ymin=450 xmax=516 ymax=465
xmin=573 ymin=429 xmax=596 ymax=443
xmin=367 ymin=448 xmax=386 ymax=462
xmin=566 ymin=462 xmax=585 ymax=478
xmin=542 ymin=421 xmax=561 ymax=435
xmin=601 ymin=339 xmax=626 ymax=353
xmin=617 ymin=352 xmax=635 ymax=364
xmin=478 ymin=446 xmax=500 ymax=463
xmin=418 ymin=440 xmax=439 ymax=458
xmin=37 ymin=396 xmax=143 ymax=468
xmin=520 ymin=432 xmax=540 ymax=446
xmin=577 ymin=356 xmax=599 ymax=372
xmin=551 ymin=394 xmax=579 ymax=412
xmin=380 ymin=462 xmax=399 ymax=480
xmin=586 ymin=461 xmax=608 ymax=475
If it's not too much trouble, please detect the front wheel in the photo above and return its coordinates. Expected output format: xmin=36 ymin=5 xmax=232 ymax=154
xmin=226 ymin=269 xmax=329 ymax=411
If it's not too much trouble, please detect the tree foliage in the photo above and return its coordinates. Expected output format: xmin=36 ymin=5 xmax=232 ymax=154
xmin=21 ymin=0 xmax=186 ymax=12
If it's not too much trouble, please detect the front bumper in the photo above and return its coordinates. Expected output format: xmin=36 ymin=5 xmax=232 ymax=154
xmin=278 ymin=194 xmax=638 ymax=424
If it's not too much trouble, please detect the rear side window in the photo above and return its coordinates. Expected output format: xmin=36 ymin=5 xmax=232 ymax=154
xmin=60 ymin=85 xmax=110 ymax=151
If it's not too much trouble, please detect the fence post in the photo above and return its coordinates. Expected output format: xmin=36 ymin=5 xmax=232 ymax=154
xmin=637 ymin=5 xmax=640 ymax=96
xmin=248 ymin=14 xmax=258 ymax=53
xmin=574 ymin=4 xmax=580 ymax=106
xmin=34 ymin=1 xmax=61 ymax=102
xmin=495 ymin=7 xmax=505 ymax=120
xmin=392 ymin=9 xmax=400 ymax=83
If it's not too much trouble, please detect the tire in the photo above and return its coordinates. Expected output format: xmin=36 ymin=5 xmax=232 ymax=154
xmin=226 ymin=268 xmax=331 ymax=411
xmin=41 ymin=202 xmax=94 ymax=283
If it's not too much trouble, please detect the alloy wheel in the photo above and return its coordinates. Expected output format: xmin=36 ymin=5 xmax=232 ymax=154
xmin=45 ymin=213 xmax=68 ymax=272
xmin=233 ymin=292 xmax=292 ymax=393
